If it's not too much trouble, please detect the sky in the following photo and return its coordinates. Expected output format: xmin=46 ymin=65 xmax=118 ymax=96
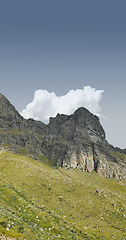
xmin=0 ymin=0 xmax=126 ymax=148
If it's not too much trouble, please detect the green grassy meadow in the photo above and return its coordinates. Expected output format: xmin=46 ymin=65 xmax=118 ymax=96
xmin=0 ymin=151 xmax=126 ymax=239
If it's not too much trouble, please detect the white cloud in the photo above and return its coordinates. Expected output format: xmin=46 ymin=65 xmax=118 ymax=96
xmin=20 ymin=86 xmax=104 ymax=123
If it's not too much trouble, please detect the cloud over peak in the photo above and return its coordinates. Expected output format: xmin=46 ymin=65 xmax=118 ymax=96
xmin=20 ymin=86 xmax=104 ymax=123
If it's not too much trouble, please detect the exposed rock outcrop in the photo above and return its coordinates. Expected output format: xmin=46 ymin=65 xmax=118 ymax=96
xmin=0 ymin=93 xmax=126 ymax=180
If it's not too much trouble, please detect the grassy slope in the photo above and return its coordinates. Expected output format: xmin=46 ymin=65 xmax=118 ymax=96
xmin=0 ymin=151 xmax=126 ymax=240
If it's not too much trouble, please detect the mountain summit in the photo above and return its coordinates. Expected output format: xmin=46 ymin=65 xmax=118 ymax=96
xmin=0 ymin=93 xmax=126 ymax=179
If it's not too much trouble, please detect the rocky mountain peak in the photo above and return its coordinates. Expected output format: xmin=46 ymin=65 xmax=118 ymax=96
xmin=48 ymin=107 xmax=105 ymax=144
xmin=72 ymin=107 xmax=105 ymax=142
xmin=0 ymin=93 xmax=20 ymax=118
xmin=0 ymin=93 xmax=126 ymax=180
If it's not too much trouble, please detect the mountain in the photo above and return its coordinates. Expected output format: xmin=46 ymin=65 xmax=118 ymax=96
xmin=0 ymin=93 xmax=126 ymax=180
xmin=0 ymin=93 xmax=126 ymax=240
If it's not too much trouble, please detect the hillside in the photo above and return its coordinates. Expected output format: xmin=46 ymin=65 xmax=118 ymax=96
xmin=0 ymin=151 xmax=126 ymax=240
xmin=0 ymin=93 xmax=126 ymax=239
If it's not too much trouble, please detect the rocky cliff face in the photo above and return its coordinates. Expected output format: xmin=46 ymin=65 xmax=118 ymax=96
xmin=0 ymin=93 xmax=126 ymax=180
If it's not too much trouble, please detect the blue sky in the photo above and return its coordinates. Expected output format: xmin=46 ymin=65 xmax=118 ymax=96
xmin=0 ymin=0 xmax=126 ymax=148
